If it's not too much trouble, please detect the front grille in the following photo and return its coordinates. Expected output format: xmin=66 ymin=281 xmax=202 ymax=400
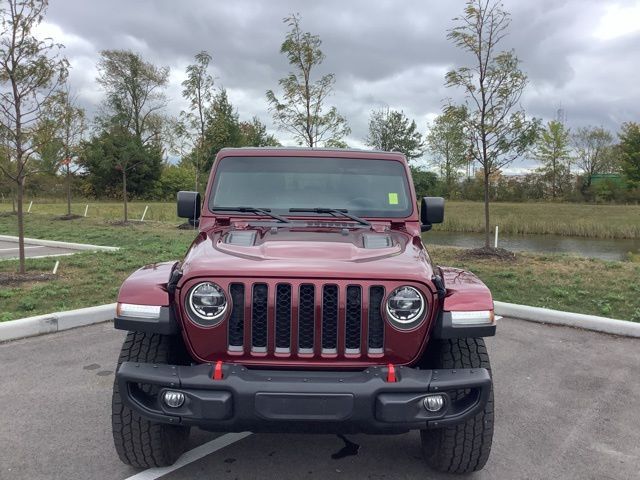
xmin=228 ymin=283 xmax=245 ymax=350
xmin=251 ymin=284 xmax=268 ymax=351
xmin=226 ymin=282 xmax=387 ymax=357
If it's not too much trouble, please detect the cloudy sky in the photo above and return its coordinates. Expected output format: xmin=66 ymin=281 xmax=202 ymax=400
xmin=39 ymin=0 xmax=640 ymax=172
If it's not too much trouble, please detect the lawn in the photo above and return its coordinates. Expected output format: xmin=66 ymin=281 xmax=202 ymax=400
xmin=3 ymin=199 xmax=639 ymax=239
xmin=1 ymin=213 xmax=639 ymax=322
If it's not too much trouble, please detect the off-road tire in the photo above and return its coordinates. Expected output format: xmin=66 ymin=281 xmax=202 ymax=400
xmin=419 ymin=337 xmax=494 ymax=474
xmin=112 ymin=331 xmax=191 ymax=468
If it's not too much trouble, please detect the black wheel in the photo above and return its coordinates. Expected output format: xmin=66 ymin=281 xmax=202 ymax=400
xmin=419 ymin=337 xmax=494 ymax=474
xmin=112 ymin=331 xmax=191 ymax=468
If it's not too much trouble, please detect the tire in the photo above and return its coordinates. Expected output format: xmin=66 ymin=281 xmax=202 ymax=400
xmin=112 ymin=331 xmax=191 ymax=468
xmin=419 ymin=337 xmax=494 ymax=474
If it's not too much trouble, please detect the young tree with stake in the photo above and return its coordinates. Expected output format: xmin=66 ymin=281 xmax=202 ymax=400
xmin=0 ymin=0 xmax=68 ymax=274
xmin=446 ymin=0 xmax=539 ymax=248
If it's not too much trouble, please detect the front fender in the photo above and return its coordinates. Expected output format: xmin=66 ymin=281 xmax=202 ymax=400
xmin=117 ymin=261 xmax=178 ymax=306
xmin=432 ymin=267 xmax=496 ymax=338
xmin=114 ymin=261 xmax=180 ymax=335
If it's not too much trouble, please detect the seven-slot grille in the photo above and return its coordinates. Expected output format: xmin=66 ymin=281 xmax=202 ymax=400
xmin=226 ymin=282 xmax=386 ymax=357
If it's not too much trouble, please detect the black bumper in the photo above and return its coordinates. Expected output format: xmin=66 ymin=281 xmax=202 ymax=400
xmin=116 ymin=362 xmax=491 ymax=434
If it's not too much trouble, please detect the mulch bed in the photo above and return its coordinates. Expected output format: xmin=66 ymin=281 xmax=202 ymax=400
xmin=0 ymin=272 xmax=58 ymax=286
xmin=55 ymin=214 xmax=84 ymax=221
xmin=459 ymin=246 xmax=517 ymax=262
xmin=177 ymin=222 xmax=197 ymax=230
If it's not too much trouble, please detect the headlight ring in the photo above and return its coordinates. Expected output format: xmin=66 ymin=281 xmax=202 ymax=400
xmin=385 ymin=285 xmax=426 ymax=330
xmin=186 ymin=282 xmax=228 ymax=326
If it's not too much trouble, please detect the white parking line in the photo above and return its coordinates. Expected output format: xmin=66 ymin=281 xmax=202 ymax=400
xmin=123 ymin=432 xmax=252 ymax=480
xmin=0 ymin=246 xmax=45 ymax=251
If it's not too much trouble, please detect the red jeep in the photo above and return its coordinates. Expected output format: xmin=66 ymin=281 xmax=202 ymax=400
xmin=112 ymin=148 xmax=496 ymax=474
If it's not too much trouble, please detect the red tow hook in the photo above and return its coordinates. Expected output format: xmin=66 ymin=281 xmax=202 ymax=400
xmin=386 ymin=363 xmax=397 ymax=383
xmin=212 ymin=360 xmax=224 ymax=380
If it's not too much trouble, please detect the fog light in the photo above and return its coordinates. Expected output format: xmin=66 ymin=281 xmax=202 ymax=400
xmin=163 ymin=391 xmax=185 ymax=408
xmin=423 ymin=394 xmax=444 ymax=412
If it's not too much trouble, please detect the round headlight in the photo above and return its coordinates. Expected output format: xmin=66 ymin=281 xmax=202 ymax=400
xmin=386 ymin=286 xmax=425 ymax=329
xmin=186 ymin=282 xmax=227 ymax=326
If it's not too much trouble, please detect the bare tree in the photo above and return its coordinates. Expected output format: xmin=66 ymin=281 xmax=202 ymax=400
xmin=0 ymin=0 xmax=68 ymax=273
xmin=266 ymin=13 xmax=350 ymax=147
xmin=446 ymin=0 xmax=538 ymax=248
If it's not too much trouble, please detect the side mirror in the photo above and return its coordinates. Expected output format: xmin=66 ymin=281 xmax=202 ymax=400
xmin=177 ymin=191 xmax=201 ymax=226
xmin=420 ymin=197 xmax=444 ymax=232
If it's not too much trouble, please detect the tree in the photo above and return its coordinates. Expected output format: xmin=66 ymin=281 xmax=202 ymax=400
xmin=44 ymin=89 xmax=85 ymax=216
xmin=572 ymin=126 xmax=615 ymax=190
xmin=0 ymin=0 xmax=68 ymax=273
xmin=82 ymin=128 xmax=162 ymax=221
xmin=179 ymin=51 xmax=215 ymax=191
xmin=203 ymin=88 xmax=242 ymax=171
xmin=266 ymin=13 xmax=350 ymax=147
xmin=618 ymin=122 xmax=640 ymax=187
xmin=96 ymin=49 xmax=169 ymax=145
xmin=365 ymin=107 xmax=425 ymax=159
xmin=426 ymin=105 xmax=469 ymax=196
xmin=96 ymin=49 xmax=168 ymax=219
xmin=534 ymin=120 xmax=571 ymax=199
xmin=410 ymin=166 xmax=440 ymax=199
xmin=239 ymin=117 xmax=280 ymax=147
xmin=446 ymin=0 xmax=538 ymax=248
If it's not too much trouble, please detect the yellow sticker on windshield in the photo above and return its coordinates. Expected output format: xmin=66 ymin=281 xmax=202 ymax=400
xmin=388 ymin=193 xmax=399 ymax=205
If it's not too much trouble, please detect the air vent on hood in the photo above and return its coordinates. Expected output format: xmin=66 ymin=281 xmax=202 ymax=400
xmin=363 ymin=234 xmax=393 ymax=249
xmin=224 ymin=230 xmax=257 ymax=246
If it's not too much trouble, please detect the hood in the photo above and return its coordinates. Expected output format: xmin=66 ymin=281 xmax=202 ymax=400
xmin=179 ymin=223 xmax=434 ymax=283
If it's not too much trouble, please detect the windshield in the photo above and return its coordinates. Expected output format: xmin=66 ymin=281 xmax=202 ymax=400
xmin=209 ymin=156 xmax=413 ymax=218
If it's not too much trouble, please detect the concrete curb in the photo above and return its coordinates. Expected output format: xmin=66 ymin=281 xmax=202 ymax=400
xmin=0 ymin=303 xmax=116 ymax=342
xmin=0 ymin=234 xmax=119 ymax=252
xmin=494 ymin=301 xmax=640 ymax=338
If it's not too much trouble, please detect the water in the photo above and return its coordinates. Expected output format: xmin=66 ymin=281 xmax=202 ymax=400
xmin=426 ymin=230 xmax=640 ymax=261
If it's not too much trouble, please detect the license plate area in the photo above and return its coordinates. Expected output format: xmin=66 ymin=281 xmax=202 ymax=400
xmin=254 ymin=393 xmax=354 ymax=421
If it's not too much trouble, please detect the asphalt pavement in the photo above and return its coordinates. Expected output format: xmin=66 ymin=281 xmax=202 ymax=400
xmin=0 ymin=239 xmax=81 ymax=260
xmin=0 ymin=318 xmax=638 ymax=480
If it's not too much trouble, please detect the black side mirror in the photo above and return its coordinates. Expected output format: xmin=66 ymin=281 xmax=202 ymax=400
xmin=420 ymin=197 xmax=444 ymax=232
xmin=177 ymin=191 xmax=201 ymax=226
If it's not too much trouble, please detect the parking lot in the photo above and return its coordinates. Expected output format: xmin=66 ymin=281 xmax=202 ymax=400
xmin=0 ymin=238 xmax=84 ymax=260
xmin=1 ymin=318 xmax=639 ymax=480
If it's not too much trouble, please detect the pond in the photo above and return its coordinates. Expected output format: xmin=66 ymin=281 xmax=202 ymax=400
xmin=425 ymin=230 xmax=640 ymax=261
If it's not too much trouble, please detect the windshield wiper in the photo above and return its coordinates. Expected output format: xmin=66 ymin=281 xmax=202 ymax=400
xmin=289 ymin=208 xmax=371 ymax=226
xmin=212 ymin=207 xmax=291 ymax=223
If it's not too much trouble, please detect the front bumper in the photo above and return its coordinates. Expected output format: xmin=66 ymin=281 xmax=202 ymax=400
xmin=116 ymin=362 xmax=491 ymax=434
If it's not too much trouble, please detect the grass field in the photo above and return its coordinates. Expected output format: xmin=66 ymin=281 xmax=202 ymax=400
xmin=2 ymin=199 xmax=639 ymax=239
xmin=436 ymin=201 xmax=640 ymax=239
xmin=0 ymin=200 xmax=181 ymax=223
xmin=1 ymin=213 xmax=639 ymax=322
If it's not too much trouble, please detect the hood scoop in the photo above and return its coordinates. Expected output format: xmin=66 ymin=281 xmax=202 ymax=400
xmin=363 ymin=234 xmax=393 ymax=249
xmin=224 ymin=230 xmax=257 ymax=246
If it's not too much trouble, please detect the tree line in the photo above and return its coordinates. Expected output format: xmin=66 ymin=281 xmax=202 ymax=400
xmin=2 ymin=0 xmax=640 ymax=269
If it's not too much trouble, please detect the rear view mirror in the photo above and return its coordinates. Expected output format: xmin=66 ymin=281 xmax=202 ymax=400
xmin=177 ymin=191 xmax=201 ymax=226
xmin=420 ymin=197 xmax=444 ymax=232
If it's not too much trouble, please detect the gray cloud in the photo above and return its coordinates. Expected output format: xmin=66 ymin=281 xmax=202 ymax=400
xmin=43 ymin=0 xmax=640 ymax=170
